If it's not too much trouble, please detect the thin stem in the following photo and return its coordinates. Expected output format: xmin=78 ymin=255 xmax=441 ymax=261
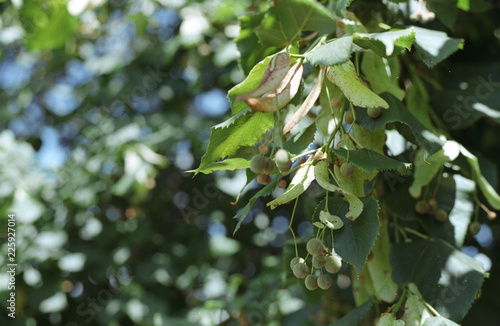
xmin=289 ymin=197 xmax=300 ymax=257
xmin=291 ymin=149 xmax=318 ymax=162
xmin=391 ymin=289 xmax=407 ymax=315
xmin=403 ymin=227 xmax=429 ymax=240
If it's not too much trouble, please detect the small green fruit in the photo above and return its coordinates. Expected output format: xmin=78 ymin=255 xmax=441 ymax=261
xmin=292 ymin=262 xmax=309 ymax=279
xmin=275 ymin=149 xmax=292 ymax=172
xmin=290 ymin=257 xmax=305 ymax=270
xmin=435 ymin=209 xmax=448 ymax=223
xmin=325 ymin=255 xmax=342 ymax=274
xmin=305 ymin=275 xmax=318 ymax=290
xmin=312 ymin=255 xmax=327 ymax=269
xmin=469 ymin=221 xmax=481 ymax=235
xmin=340 ymin=162 xmax=354 ymax=177
xmin=367 ymin=107 xmax=381 ymax=118
xmin=344 ymin=111 xmax=354 ymax=124
xmin=250 ymin=154 xmax=266 ymax=174
xmin=317 ymin=274 xmax=332 ymax=290
xmin=262 ymin=158 xmax=276 ymax=175
xmin=306 ymin=238 xmax=324 ymax=256
xmin=415 ymin=200 xmax=430 ymax=214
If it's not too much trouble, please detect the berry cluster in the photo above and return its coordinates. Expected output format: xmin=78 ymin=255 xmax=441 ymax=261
xmin=250 ymin=146 xmax=291 ymax=186
xmin=290 ymin=238 xmax=342 ymax=291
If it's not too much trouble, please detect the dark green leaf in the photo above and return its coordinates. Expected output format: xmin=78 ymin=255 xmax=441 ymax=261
xmin=354 ymin=92 xmax=444 ymax=155
xmin=427 ymin=0 xmax=458 ymax=29
xmin=413 ymin=26 xmax=464 ymax=68
xmin=330 ymin=297 xmax=374 ymax=326
xmin=316 ymin=196 xmax=380 ymax=273
xmin=391 ymin=238 xmax=485 ymax=321
xmin=306 ymin=36 xmax=353 ymax=66
xmin=361 ymin=53 xmax=405 ymax=100
xmin=235 ymin=13 xmax=279 ymax=75
xmin=256 ymin=0 xmax=336 ymax=47
xmin=333 ymin=148 xmax=412 ymax=173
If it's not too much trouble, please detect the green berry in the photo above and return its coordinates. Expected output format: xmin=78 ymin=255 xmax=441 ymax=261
xmin=292 ymin=262 xmax=309 ymax=279
xmin=367 ymin=107 xmax=381 ymax=118
xmin=325 ymin=255 xmax=342 ymax=274
xmin=306 ymin=238 xmax=324 ymax=256
xmin=435 ymin=209 xmax=448 ymax=223
xmin=312 ymin=255 xmax=327 ymax=269
xmin=340 ymin=162 xmax=354 ymax=177
xmin=290 ymin=257 xmax=305 ymax=270
xmin=344 ymin=111 xmax=354 ymax=124
xmin=275 ymin=149 xmax=292 ymax=172
xmin=250 ymin=154 xmax=266 ymax=174
xmin=317 ymin=274 xmax=332 ymax=290
xmin=469 ymin=221 xmax=481 ymax=235
xmin=262 ymin=158 xmax=276 ymax=175
xmin=305 ymin=275 xmax=318 ymax=290
xmin=415 ymin=200 xmax=430 ymax=214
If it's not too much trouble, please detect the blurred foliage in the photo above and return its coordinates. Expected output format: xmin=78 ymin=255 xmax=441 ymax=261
xmin=0 ymin=0 xmax=499 ymax=326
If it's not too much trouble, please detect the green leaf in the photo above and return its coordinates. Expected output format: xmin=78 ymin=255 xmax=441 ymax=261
xmin=391 ymin=238 xmax=485 ymax=321
xmin=235 ymin=13 xmax=279 ymax=75
xmin=267 ymin=162 xmax=315 ymax=209
xmin=361 ymin=53 xmax=405 ymax=101
xmin=256 ymin=0 xmax=336 ymax=47
xmin=422 ymin=316 xmax=460 ymax=326
xmin=412 ymin=26 xmax=464 ymax=68
xmin=192 ymin=146 xmax=258 ymax=175
xmin=354 ymin=92 xmax=444 ymax=155
xmin=333 ymin=148 xmax=412 ymax=173
xmin=365 ymin=219 xmax=399 ymax=303
xmin=306 ymin=36 xmax=353 ymax=66
xmin=21 ymin=0 xmax=79 ymax=50
xmin=327 ymin=61 xmax=389 ymax=109
xmin=409 ymin=140 xmax=460 ymax=198
xmin=330 ymin=297 xmax=374 ymax=326
xmin=316 ymin=196 xmax=380 ymax=274
xmin=233 ymin=178 xmax=279 ymax=234
xmin=228 ymin=56 xmax=275 ymax=115
xmin=314 ymin=160 xmax=364 ymax=220
xmin=427 ymin=0 xmax=458 ymax=30
xmin=403 ymin=284 xmax=429 ymax=326
xmin=284 ymin=122 xmax=316 ymax=155
xmin=195 ymin=111 xmax=274 ymax=174
xmin=460 ymin=145 xmax=500 ymax=210
xmin=353 ymin=28 xmax=415 ymax=57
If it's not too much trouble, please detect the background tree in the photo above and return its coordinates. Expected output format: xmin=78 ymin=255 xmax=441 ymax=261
xmin=0 ymin=0 xmax=499 ymax=325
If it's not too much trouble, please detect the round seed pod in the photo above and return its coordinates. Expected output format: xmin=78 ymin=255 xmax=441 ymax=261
xmin=469 ymin=221 xmax=481 ymax=235
xmin=275 ymin=149 xmax=292 ymax=172
xmin=367 ymin=107 xmax=381 ymax=118
xmin=250 ymin=154 xmax=267 ymax=174
xmin=312 ymin=255 xmax=327 ymax=269
xmin=262 ymin=158 xmax=276 ymax=175
xmin=435 ymin=209 xmax=448 ymax=223
xmin=278 ymin=179 xmax=287 ymax=188
xmin=415 ymin=200 xmax=430 ymax=214
xmin=256 ymin=174 xmax=270 ymax=185
xmin=317 ymin=274 xmax=332 ymax=290
xmin=258 ymin=144 xmax=269 ymax=154
xmin=305 ymin=275 xmax=318 ymax=290
xmin=292 ymin=262 xmax=309 ymax=279
xmin=344 ymin=111 xmax=354 ymax=124
xmin=340 ymin=162 xmax=354 ymax=177
xmin=325 ymin=255 xmax=342 ymax=274
xmin=306 ymin=238 xmax=324 ymax=256
xmin=290 ymin=257 xmax=305 ymax=270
